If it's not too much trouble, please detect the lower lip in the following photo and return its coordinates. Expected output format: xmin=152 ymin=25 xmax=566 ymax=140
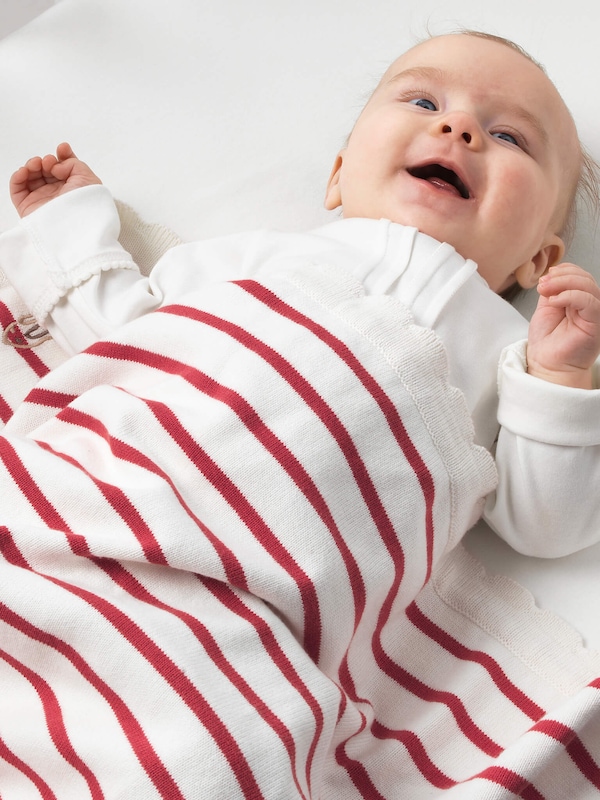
xmin=407 ymin=173 xmax=470 ymax=201
xmin=424 ymin=177 xmax=465 ymax=197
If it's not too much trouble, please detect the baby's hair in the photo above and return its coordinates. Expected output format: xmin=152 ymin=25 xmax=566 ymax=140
xmin=563 ymin=143 xmax=600 ymax=248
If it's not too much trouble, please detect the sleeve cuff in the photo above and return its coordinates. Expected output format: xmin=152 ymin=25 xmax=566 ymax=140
xmin=498 ymin=340 xmax=600 ymax=446
xmin=0 ymin=185 xmax=136 ymax=323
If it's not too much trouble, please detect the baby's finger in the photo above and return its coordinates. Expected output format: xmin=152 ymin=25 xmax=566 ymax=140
xmin=9 ymin=169 xmax=31 ymax=206
xmin=9 ymin=165 xmax=32 ymax=189
xmin=10 ymin=161 xmax=46 ymax=195
xmin=41 ymin=154 xmax=60 ymax=180
xmin=22 ymin=156 xmax=44 ymax=179
xmin=546 ymin=287 xmax=600 ymax=322
xmin=538 ymin=270 xmax=600 ymax=301
xmin=546 ymin=262 xmax=591 ymax=278
xmin=56 ymin=142 xmax=77 ymax=161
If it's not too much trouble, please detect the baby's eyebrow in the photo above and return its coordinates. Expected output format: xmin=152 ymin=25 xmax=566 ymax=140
xmin=384 ymin=66 xmax=445 ymax=86
xmin=501 ymin=102 xmax=549 ymax=146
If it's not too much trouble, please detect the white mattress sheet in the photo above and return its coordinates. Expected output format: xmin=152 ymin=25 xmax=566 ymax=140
xmin=0 ymin=0 xmax=598 ymax=651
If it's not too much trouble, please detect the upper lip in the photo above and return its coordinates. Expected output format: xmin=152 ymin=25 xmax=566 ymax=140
xmin=407 ymin=161 xmax=472 ymax=199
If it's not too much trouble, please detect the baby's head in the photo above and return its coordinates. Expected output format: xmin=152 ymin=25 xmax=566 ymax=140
xmin=325 ymin=32 xmax=590 ymax=294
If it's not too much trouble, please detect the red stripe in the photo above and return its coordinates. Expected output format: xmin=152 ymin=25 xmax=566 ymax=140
xmin=333 ymin=700 xmax=380 ymax=798
xmin=0 ymin=302 xmax=51 ymax=380
xmin=366 ymin=722 xmax=544 ymax=800
xmin=371 ymin=624 xmax=501 ymax=757
xmin=373 ymin=722 xmax=544 ymax=800
xmin=0 ymin=648 xmax=104 ymax=799
xmin=55 ymin=405 xmax=248 ymax=589
xmin=23 ymin=387 xmax=79 ymax=410
xmin=0 ymin=437 xmax=90 ymax=556
xmin=0 ymin=392 xmax=13 ymax=425
xmin=35 ymin=439 xmax=168 ymax=565
xmin=533 ymin=719 xmax=600 ymax=789
xmin=335 ymin=757 xmax=387 ymax=800
xmin=0 ymin=734 xmax=58 ymax=800
xmin=363 ymin=574 xmax=502 ymax=761
xmin=372 ymin=721 xmax=454 ymax=789
xmin=474 ymin=766 xmax=545 ymax=800
xmin=406 ymin=601 xmax=544 ymax=720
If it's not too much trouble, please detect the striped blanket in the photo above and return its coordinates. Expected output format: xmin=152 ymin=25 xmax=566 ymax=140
xmin=1 ymin=263 xmax=599 ymax=799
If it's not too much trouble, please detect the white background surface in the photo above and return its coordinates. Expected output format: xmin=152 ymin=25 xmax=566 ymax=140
xmin=0 ymin=0 xmax=54 ymax=39
xmin=0 ymin=0 xmax=598 ymax=651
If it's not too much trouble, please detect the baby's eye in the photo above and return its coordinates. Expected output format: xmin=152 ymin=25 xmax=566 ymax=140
xmin=492 ymin=131 xmax=520 ymax=147
xmin=408 ymin=97 xmax=437 ymax=111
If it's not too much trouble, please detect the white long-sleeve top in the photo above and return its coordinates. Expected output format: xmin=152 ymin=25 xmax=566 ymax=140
xmin=1 ymin=184 xmax=600 ymax=557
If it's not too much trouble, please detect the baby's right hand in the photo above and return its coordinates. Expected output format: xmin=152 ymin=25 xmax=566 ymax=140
xmin=10 ymin=142 xmax=102 ymax=218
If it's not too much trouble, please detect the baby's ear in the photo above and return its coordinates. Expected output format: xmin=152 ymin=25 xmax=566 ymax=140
xmin=324 ymin=152 xmax=344 ymax=210
xmin=514 ymin=234 xmax=565 ymax=289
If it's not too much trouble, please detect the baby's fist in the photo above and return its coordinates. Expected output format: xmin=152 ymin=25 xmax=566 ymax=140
xmin=527 ymin=263 xmax=600 ymax=389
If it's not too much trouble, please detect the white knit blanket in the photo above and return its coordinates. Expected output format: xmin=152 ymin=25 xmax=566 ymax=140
xmin=1 ymin=260 xmax=600 ymax=798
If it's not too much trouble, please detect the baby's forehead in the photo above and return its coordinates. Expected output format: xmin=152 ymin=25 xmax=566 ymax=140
xmin=380 ymin=35 xmax=550 ymax=94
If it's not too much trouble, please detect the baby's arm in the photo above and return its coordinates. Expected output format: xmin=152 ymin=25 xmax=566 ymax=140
xmin=486 ymin=265 xmax=600 ymax=556
xmin=1 ymin=157 xmax=260 ymax=354
xmin=527 ymin=264 xmax=600 ymax=389
xmin=10 ymin=142 xmax=102 ymax=218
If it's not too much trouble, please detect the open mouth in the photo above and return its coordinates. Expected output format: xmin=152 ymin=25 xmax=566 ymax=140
xmin=407 ymin=164 xmax=470 ymax=199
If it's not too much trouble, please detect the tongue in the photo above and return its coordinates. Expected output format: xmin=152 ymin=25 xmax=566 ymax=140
xmin=427 ymin=177 xmax=461 ymax=196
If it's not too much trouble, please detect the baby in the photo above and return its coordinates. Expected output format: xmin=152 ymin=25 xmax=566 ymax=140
xmin=1 ymin=30 xmax=600 ymax=799
xmin=4 ymin=31 xmax=600 ymax=557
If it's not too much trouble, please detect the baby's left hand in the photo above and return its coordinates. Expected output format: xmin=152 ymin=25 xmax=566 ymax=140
xmin=10 ymin=142 xmax=101 ymax=218
xmin=527 ymin=263 xmax=600 ymax=389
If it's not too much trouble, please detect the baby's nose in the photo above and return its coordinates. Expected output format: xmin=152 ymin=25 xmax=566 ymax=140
xmin=432 ymin=110 xmax=481 ymax=147
xmin=442 ymin=124 xmax=472 ymax=144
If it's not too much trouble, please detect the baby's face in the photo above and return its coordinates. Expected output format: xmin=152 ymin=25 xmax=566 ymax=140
xmin=325 ymin=34 xmax=579 ymax=292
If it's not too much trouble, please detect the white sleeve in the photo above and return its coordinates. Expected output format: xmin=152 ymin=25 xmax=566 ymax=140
xmin=484 ymin=340 xmax=600 ymax=557
xmin=0 ymin=185 xmax=258 ymax=355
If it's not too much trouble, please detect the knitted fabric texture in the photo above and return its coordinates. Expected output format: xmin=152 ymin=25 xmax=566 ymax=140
xmin=0 ymin=261 xmax=599 ymax=798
